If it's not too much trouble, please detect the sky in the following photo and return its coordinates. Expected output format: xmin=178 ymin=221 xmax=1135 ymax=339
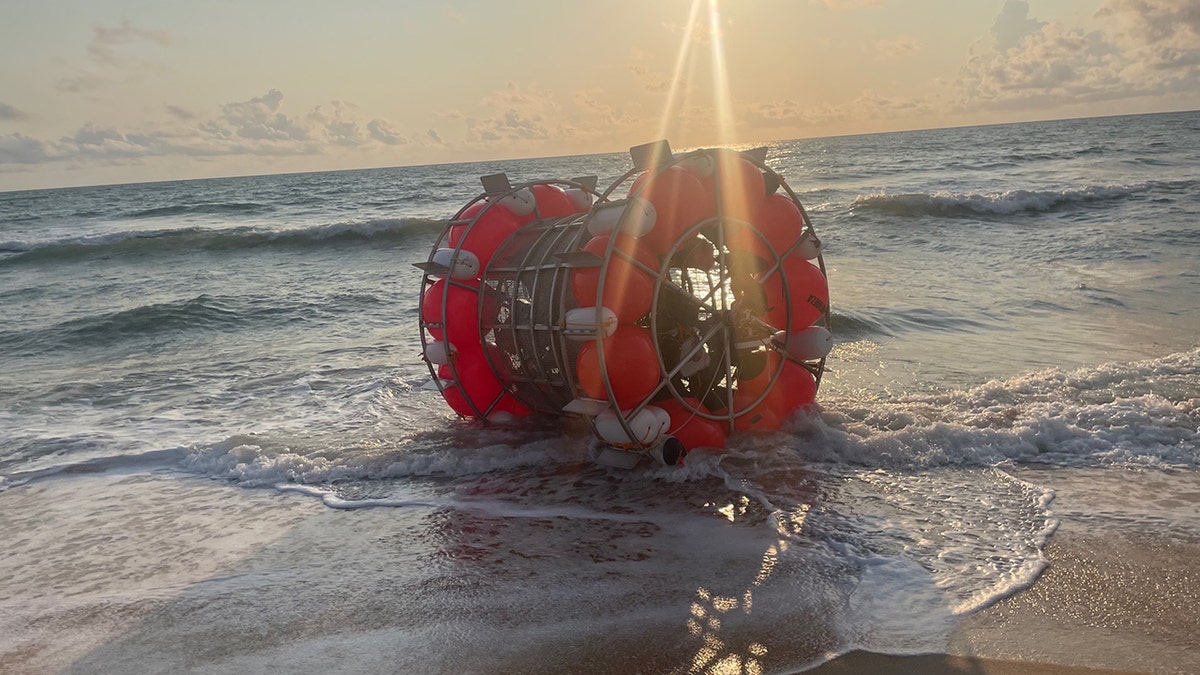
xmin=1 ymin=0 xmax=1197 ymax=191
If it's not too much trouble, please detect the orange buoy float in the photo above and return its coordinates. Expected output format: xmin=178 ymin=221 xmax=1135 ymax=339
xmin=575 ymin=326 xmax=662 ymax=409
xmin=570 ymin=232 xmax=659 ymax=323
xmin=728 ymin=192 xmax=806 ymax=263
xmin=438 ymin=342 xmax=530 ymax=420
xmin=449 ymin=202 xmax=524 ymax=273
xmin=655 ymin=397 xmax=727 ymax=450
xmin=754 ymin=257 xmax=830 ymax=331
xmin=421 ymin=278 xmax=485 ymax=346
xmin=689 ymin=149 xmax=767 ymax=225
xmin=531 ymin=183 xmax=579 ymax=219
xmin=631 ymin=166 xmax=709 ymax=256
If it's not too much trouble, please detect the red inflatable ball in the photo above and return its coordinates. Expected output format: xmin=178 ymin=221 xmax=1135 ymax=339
xmin=448 ymin=200 xmax=526 ymax=272
xmin=575 ymin=326 xmax=662 ymax=409
xmin=571 ymin=233 xmax=659 ymax=323
xmin=437 ymin=343 xmax=530 ymax=420
xmin=632 ymin=166 xmax=710 ymax=256
xmin=421 ymin=278 xmax=494 ymax=347
xmin=752 ymin=257 xmax=829 ymax=331
xmin=728 ymin=193 xmax=805 ymax=263
xmin=656 ymin=397 xmax=727 ymax=450
xmin=531 ymin=184 xmax=578 ymax=219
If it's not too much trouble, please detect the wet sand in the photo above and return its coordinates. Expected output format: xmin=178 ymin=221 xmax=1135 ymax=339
xmin=807 ymin=651 xmax=1140 ymax=674
xmin=2 ymin=467 xmax=1197 ymax=674
xmin=812 ymin=467 xmax=1200 ymax=675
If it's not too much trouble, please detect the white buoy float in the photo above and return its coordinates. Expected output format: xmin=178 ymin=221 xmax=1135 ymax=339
xmin=586 ymin=197 xmax=656 ymax=238
xmin=563 ymin=306 xmax=618 ymax=340
xmin=429 ymin=248 xmax=481 ymax=280
xmin=594 ymin=406 xmax=670 ymax=446
xmin=773 ymin=326 xmax=833 ymax=362
xmin=423 ymin=340 xmax=457 ymax=366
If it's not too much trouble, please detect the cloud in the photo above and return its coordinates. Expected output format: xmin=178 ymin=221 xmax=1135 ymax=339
xmin=0 ymin=89 xmax=414 ymax=167
xmin=468 ymin=110 xmax=550 ymax=142
xmin=743 ymin=91 xmax=932 ymax=130
xmin=467 ymin=82 xmax=557 ymax=143
xmin=627 ymin=49 xmax=672 ymax=94
xmin=368 ymin=119 xmax=409 ymax=145
xmin=215 ymin=89 xmax=308 ymax=142
xmin=56 ymin=73 xmax=106 ymax=94
xmin=55 ymin=19 xmax=172 ymax=94
xmin=1097 ymin=0 xmax=1200 ymax=70
xmin=573 ymin=89 xmax=638 ymax=126
xmin=88 ymin=19 xmax=172 ymax=67
xmin=0 ymin=134 xmax=53 ymax=164
xmin=425 ymin=129 xmax=444 ymax=145
xmin=991 ymin=1 xmax=1046 ymax=51
xmin=749 ymin=0 xmax=1197 ymax=134
xmin=1098 ymin=0 xmax=1200 ymax=44
xmin=0 ymin=102 xmax=27 ymax=120
xmin=165 ymin=104 xmax=195 ymax=120
xmin=874 ymin=36 xmax=922 ymax=60
xmin=954 ymin=0 xmax=1200 ymax=110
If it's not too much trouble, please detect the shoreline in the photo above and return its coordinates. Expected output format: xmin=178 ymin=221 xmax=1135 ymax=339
xmin=1 ymin=467 xmax=1198 ymax=674
xmin=806 ymin=650 xmax=1144 ymax=674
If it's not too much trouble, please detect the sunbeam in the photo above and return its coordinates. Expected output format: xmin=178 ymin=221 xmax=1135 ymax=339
xmin=706 ymin=0 xmax=735 ymax=146
xmin=657 ymin=0 xmax=706 ymax=143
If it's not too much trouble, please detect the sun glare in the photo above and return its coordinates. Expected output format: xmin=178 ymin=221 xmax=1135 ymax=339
xmin=657 ymin=0 xmax=705 ymax=142
xmin=657 ymin=0 xmax=735 ymax=149
xmin=706 ymin=0 xmax=735 ymax=146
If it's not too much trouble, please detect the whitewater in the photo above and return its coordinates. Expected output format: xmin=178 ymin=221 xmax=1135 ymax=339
xmin=1 ymin=111 xmax=1198 ymax=674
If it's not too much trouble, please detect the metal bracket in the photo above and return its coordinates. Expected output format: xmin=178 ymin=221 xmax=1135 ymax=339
xmin=480 ymin=173 xmax=512 ymax=195
xmin=629 ymin=140 xmax=673 ymax=171
xmin=570 ymin=175 xmax=599 ymax=191
xmin=743 ymin=147 xmax=769 ymax=164
xmin=413 ymin=261 xmax=451 ymax=274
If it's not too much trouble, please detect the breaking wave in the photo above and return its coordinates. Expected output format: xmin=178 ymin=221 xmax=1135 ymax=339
xmin=850 ymin=180 xmax=1191 ymax=219
xmin=125 ymin=202 xmax=274 ymax=219
xmin=0 ymin=292 xmax=387 ymax=355
xmin=0 ymin=217 xmax=447 ymax=265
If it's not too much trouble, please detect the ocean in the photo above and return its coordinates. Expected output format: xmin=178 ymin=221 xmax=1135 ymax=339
xmin=1 ymin=111 xmax=1198 ymax=674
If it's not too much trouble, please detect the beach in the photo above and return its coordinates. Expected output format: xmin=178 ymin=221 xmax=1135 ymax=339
xmin=2 ymin=467 xmax=1197 ymax=673
xmin=2 ymin=111 xmax=1198 ymax=673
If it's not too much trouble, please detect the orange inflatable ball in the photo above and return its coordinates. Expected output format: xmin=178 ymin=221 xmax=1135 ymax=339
xmin=732 ymin=357 xmax=817 ymax=430
xmin=656 ymin=397 xmax=727 ymax=450
xmin=437 ymin=343 xmax=530 ymax=420
xmin=627 ymin=171 xmax=649 ymax=197
xmin=448 ymin=200 xmax=524 ymax=272
xmin=768 ymin=359 xmax=818 ymax=412
xmin=728 ymin=193 xmax=805 ymax=263
xmin=632 ymin=166 xmax=710 ymax=256
xmin=421 ymin=278 xmax=485 ymax=346
xmin=758 ymin=257 xmax=829 ymax=331
xmin=697 ymin=150 xmax=767 ymax=225
xmin=571 ymin=233 xmax=659 ymax=323
xmin=731 ymin=387 xmax=784 ymax=433
xmin=575 ymin=326 xmax=662 ymax=409
xmin=735 ymin=349 xmax=785 ymax=400
xmin=531 ymin=184 xmax=578 ymax=219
